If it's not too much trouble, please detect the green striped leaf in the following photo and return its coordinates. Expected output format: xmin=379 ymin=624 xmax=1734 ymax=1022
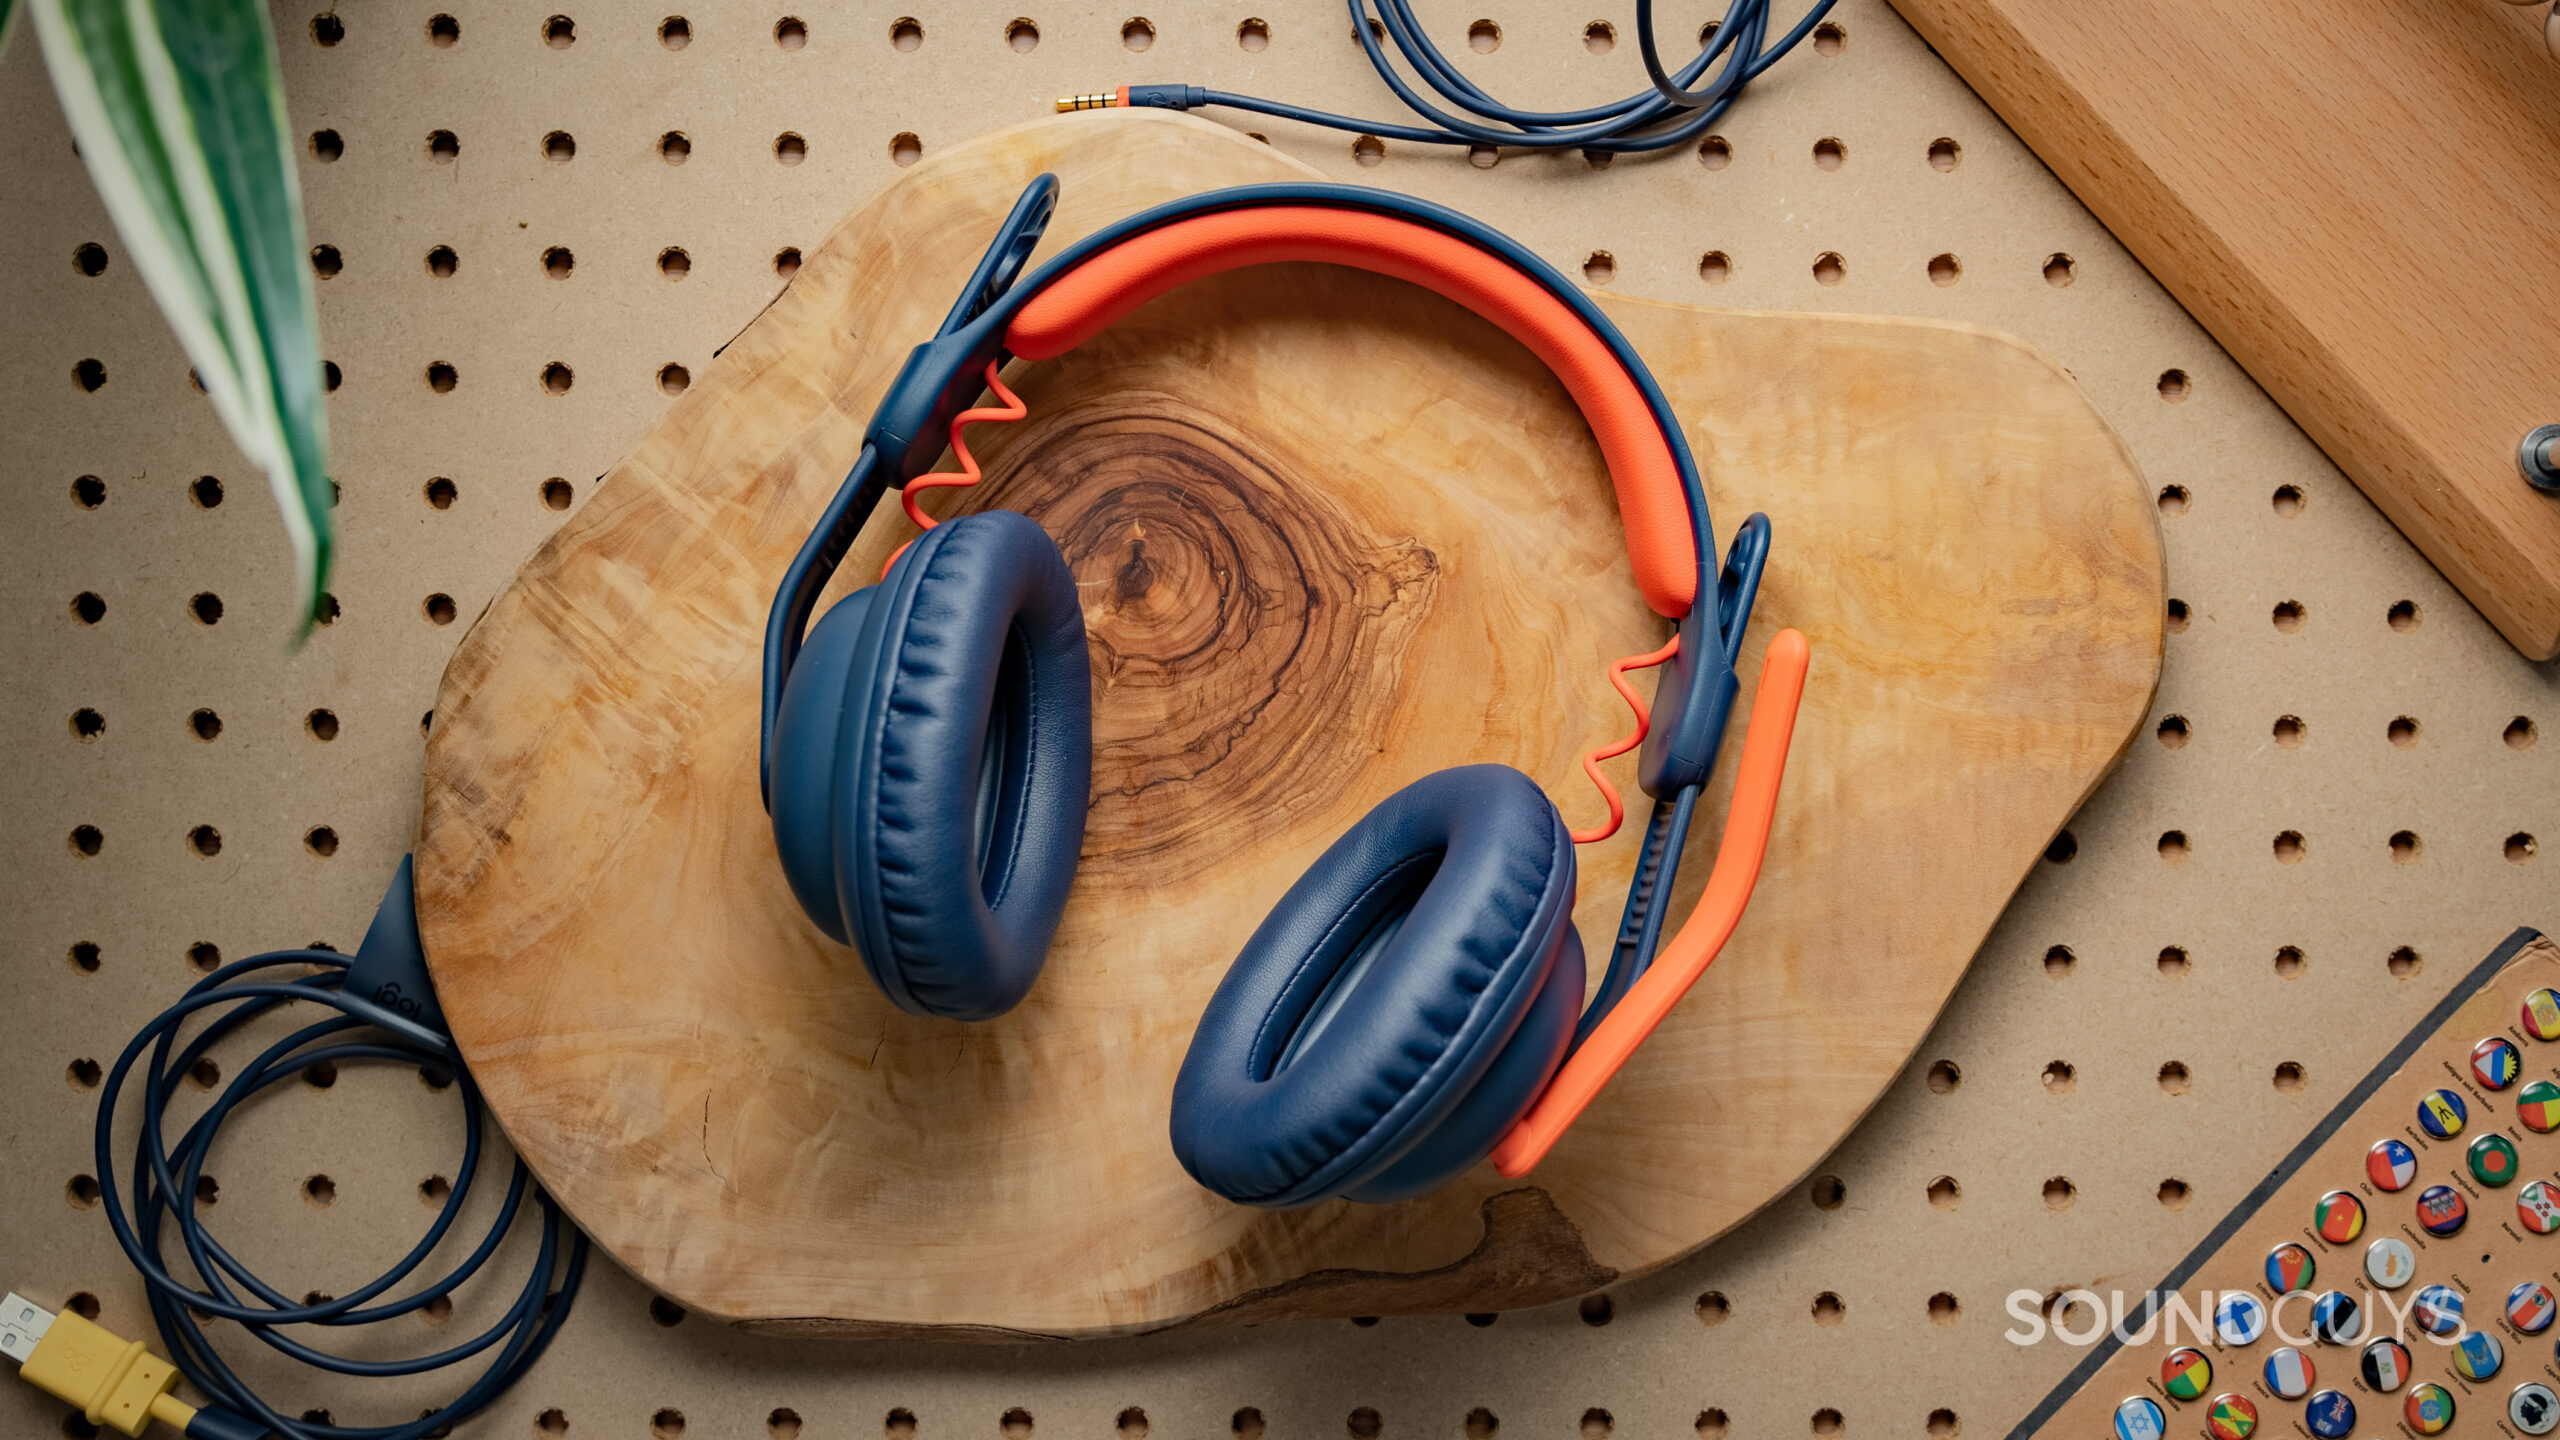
xmin=30 ymin=0 xmax=330 ymax=638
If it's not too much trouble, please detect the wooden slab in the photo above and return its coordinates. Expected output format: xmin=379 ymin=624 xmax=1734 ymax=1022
xmin=414 ymin=110 xmax=2162 ymax=1338
xmin=2006 ymin=928 xmax=2557 ymax=1440
xmin=1883 ymin=0 xmax=2560 ymax=659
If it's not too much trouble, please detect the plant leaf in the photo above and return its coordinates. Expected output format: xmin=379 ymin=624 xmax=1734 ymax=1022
xmin=31 ymin=0 xmax=329 ymax=638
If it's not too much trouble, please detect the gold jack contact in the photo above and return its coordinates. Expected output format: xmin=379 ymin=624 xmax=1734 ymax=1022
xmin=1056 ymin=92 xmax=1121 ymax=112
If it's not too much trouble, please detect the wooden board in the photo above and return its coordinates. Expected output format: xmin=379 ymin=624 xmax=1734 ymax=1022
xmin=1882 ymin=0 xmax=2560 ymax=660
xmin=412 ymin=108 xmax=2163 ymax=1338
xmin=2006 ymin=928 xmax=2558 ymax=1440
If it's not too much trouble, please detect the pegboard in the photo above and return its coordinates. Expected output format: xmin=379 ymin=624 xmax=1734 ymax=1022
xmin=0 ymin=1 xmax=2551 ymax=1438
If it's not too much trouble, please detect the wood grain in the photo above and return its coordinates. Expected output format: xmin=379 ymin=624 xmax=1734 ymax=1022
xmin=1883 ymin=0 xmax=2560 ymax=659
xmin=414 ymin=109 xmax=2162 ymax=1336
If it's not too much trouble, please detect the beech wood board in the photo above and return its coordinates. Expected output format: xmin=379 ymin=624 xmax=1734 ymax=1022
xmin=413 ymin=110 xmax=2163 ymax=1338
xmin=1883 ymin=0 xmax=2560 ymax=659
xmin=2011 ymin=929 xmax=2559 ymax=1440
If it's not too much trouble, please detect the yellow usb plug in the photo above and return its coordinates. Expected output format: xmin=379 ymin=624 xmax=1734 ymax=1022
xmin=2 ymin=1293 xmax=197 ymax=1437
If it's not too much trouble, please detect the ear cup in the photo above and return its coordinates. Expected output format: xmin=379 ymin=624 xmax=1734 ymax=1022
xmin=1168 ymin=764 xmax=1579 ymax=1207
xmin=769 ymin=584 xmax=879 ymax=945
xmin=811 ymin=509 xmax=1092 ymax=1020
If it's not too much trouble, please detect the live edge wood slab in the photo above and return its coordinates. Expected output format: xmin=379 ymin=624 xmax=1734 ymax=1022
xmin=1884 ymin=0 xmax=2560 ymax=659
xmin=415 ymin=111 xmax=2161 ymax=1338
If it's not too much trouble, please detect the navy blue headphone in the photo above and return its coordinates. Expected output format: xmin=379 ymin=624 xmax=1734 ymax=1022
xmin=762 ymin=176 xmax=1776 ymax=1206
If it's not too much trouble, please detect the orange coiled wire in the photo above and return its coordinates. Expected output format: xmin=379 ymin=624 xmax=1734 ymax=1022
xmin=1567 ymin=635 xmax=1683 ymax=845
xmin=880 ymin=360 xmax=1028 ymax=578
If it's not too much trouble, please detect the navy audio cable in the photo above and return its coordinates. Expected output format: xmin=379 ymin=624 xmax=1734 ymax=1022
xmin=1059 ymin=0 xmax=1838 ymax=154
xmin=8 ymin=859 xmax=586 ymax=1440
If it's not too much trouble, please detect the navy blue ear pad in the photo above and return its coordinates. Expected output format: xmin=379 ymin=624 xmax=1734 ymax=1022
xmin=1168 ymin=764 xmax=1584 ymax=1207
xmin=769 ymin=509 xmax=1092 ymax=1021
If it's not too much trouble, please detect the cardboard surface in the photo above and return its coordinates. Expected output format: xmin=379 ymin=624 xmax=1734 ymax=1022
xmin=0 ymin=0 xmax=2554 ymax=1435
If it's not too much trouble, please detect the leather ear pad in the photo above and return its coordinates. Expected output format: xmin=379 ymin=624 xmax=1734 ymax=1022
xmin=1168 ymin=764 xmax=1579 ymax=1207
xmin=776 ymin=509 xmax=1092 ymax=1020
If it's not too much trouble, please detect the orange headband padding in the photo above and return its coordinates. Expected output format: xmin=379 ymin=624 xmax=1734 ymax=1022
xmin=1003 ymin=207 xmax=1697 ymax=619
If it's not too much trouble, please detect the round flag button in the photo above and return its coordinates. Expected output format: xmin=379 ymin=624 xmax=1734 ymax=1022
xmin=2526 ymin=987 xmax=2560 ymax=1041
xmin=2362 ymin=1336 xmax=2413 ymax=1391
xmin=2523 ymin=1079 xmax=2560 ymax=1132
xmin=2523 ymin=1179 xmax=2560 ymax=1234
xmin=2367 ymin=1137 xmax=2419 ymax=1191
xmin=2477 ymin=1035 xmax=2524 ymax=1089
xmin=2365 ymin=1236 xmax=2417 ymax=1289
xmin=2514 ymin=1383 xmax=2560 ymax=1437
xmin=2406 ymin=1383 xmax=2456 ymax=1436
xmin=2207 ymin=1393 xmax=2259 ymax=1440
xmin=2456 ymin=1328 xmax=2506 ymax=1381
xmin=2312 ymin=1290 xmax=2364 ymax=1344
xmin=2113 ymin=1396 xmax=2167 ymax=1440
xmin=2305 ymin=1390 xmax=2355 ymax=1440
xmin=2215 ymin=1292 xmax=2268 ymax=1346
xmin=2313 ymin=1189 xmax=2366 ymax=1243
xmin=2419 ymin=1087 xmax=2468 ymax=1139
xmin=2263 ymin=1346 xmax=2315 ymax=1399
xmin=2264 ymin=1242 xmax=2317 ymax=1294
xmin=2161 ymin=1347 xmax=2213 ymax=1402
xmin=2510 ymin=1280 xmax=2557 ymax=1334
xmin=2417 ymin=1183 xmax=2470 ymax=1236
xmin=2473 ymin=1131 xmax=2524 ymax=1186
xmin=2414 ymin=1284 xmax=2465 ymax=1336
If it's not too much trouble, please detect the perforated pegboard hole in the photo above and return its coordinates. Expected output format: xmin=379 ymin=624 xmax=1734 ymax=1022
xmin=310 ymin=128 xmax=343 ymax=163
xmin=311 ymin=244 xmax=343 ymax=280
xmin=1812 ymin=252 xmax=1845 ymax=285
xmin=67 ymin=1175 xmax=99 ymax=1209
xmin=426 ymin=246 xmax=457 ymax=278
xmin=543 ymin=246 xmax=574 ymax=280
xmin=2389 ymin=945 xmax=2422 ymax=978
xmin=1461 ymin=1312 xmax=1493 ymax=1326
xmin=535 ymin=1408 xmax=567 ymax=1435
xmin=66 ymin=1057 xmax=99 ymax=1091
xmin=775 ymin=16 xmax=808 ymax=49
xmin=304 ymin=825 xmax=338 ymax=857
xmin=186 ymin=591 xmax=222 ymax=625
xmin=1696 ymin=1412 xmax=1728 ymax=1440
xmin=1812 ymin=19 xmax=1846 ymax=53
xmin=2272 ymin=714 xmax=2304 ymax=747
xmin=1811 ymin=1409 xmax=1842 ymax=1437
xmin=1232 ymin=1410 xmax=1266 ymax=1440
xmin=1812 ymin=137 xmax=1844 ymax=171
xmin=1582 ymin=252 xmax=1615 ymax=286
xmin=2388 ymin=715 xmax=2419 ymax=747
xmin=1926 ymin=137 xmax=1960 ymax=171
xmin=2274 ymin=830 xmax=2306 ymax=864
xmin=68 ymin=707 xmax=104 ymax=742
xmin=1927 ymin=1176 xmax=1960 ymax=1209
xmin=2155 ymin=484 xmax=2186 ymax=515
xmin=2154 ymin=714 xmax=2188 ymax=749
xmin=543 ymin=15 xmax=575 ymax=48
xmin=774 ymin=247 xmax=804 ymax=280
xmin=1122 ymin=17 xmax=1156 ymax=51
xmin=2165 ymin=598 xmax=2188 ymax=631
xmin=427 ymin=13 xmax=458 ymax=46
xmin=1811 ymin=1292 xmax=1844 ymax=1325
xmin=62 ymin=1293 xmax=99 ymax=1323
xmin=1346 ymin=1409 xmax=1381 ymax=1440
xmin=310 ymin=13 xmax=344 ymax=46
xmin=1353 ymin=135 xmax=1386 ymax=167
xmin=73 ymin=358 xmax=106 ymax=392
xmin=1238 ymin=18 xmax=1269 ymax=50
xmin=1927 ymin=1292 xmax=1959 ymax=1326
xmin=1581 ymin=1410 xmax=1614 ymax=1440
xmin=1468 ymin=144 xmax=1499 ymax=169
xmin=1927 ymin=1411 xmax=1957 ymax=1437
xmin=2043 ymin=830 xmax=2075 ymax=863
xmin=186 ymin=709 xmax=221 ymax=742
xmin=189 ymin=825 xmax=221 ymax=857
xmin=427 ymin=130 xmax=459 ymax=163
xmin=305 ymin=708 xmax=339 ymax=742
xmin=427 ymin=361 xmax=458 ymax=393
xmin=2158 ymin=1060 xmax=2190 ymax=1093
xmin=69 ymin=474 xmax=107 ymax=511
xmin=1698 ymin=135 xmax=1730 ymax=169
xmin=2157 ymin=831 xmax=2188 ymax=863
xmin=2272 ymin=599 xmax=2304 ymax=632
xmin=2388 ymin=599 xmax=2421 ymax=631
xmin=187 ymin=942 xmax=219 ymax=973
xmin=73 ymin=241 xmax=109 ymax=277
xmin=419 ymin=1174 xmax=451 ymax=1208
xmin=2040 ymin=944 xmax=2074 ymax=977
xmin=2511 ymin=833 xmax=2541 ymax=864
xmin=649 ymin=1296 xmax=686 ymax=1326
xmin=659 ymin=363 xmax=691 ymax=395
xmin=1926 ymin=1060 xmax=1960 ymax=1093
xmin=2389 ymin=830 xmax=2421 ymax=864
xmin=1694 ymin=1291 xmax=1732 ymax=1324
xmin=69 ymin=941 xmax=101 ymax=974
xmin=1007 ymin=18 xmax=1039 ymax=51
xmin=2273 ymin=1061 xmax=2306 ymax=1093
xmin=70 ymin=591 xmax=107 ymax=625
xmin=656 ymin=131 xmax=691 ymax=166
xmin=540 ymin=478 xmax=576 ymax=511
xmin=1810 ymin=1173 xmax=1846 ymax=1209
xmin=887 ymin=1409 xmax=919 ymax=1440
xmin=317 ymin=592 xmax=341 ymax=627
xmin=424 ymin=593 xmax=458 ymax=626
xmin=1927 ymin=253 xmax=1960 ymax=287
xmin=1583 ymin=21 xmax=1616 ymax=54
xmin=2274 ymin=946 xmax=2305 ymax=978
xmin=1468 ymin=19 xmax=1501 ymax=52
xmin=541 ymin=363 xmax=573 ymax=395
xmin=322 ymin=360 xmax=343 ymax=393
xmin=2041 ymin=1060 xmax=2074 ymax=1093
xmin=773 ymin=1411 xmax=806 ymax=1440
xmin=2272 ymin=483 xmax=2304 ymax=516
xmin=2509 ymin=716 xmax=2540 ymax=749
xmin=194 ymin=1175 xmax=217 ymax=1207
xmin=887 ymin=132 xmax=920 ymax=167
xmin=302 ymin=1174 xmax=336 ymax=1208
xmin=1461 ymin=1410 xmax=1494 ymax=1440
xmin=69 ymin=824 xmax=103 ymax=856
xmin=653 ymin=1410 xmax=686 ymax=1439
xmin=544 ymin=131 xmax=577 ymax=163
xmin=2041 ymin=1176 xmax=2076 ymax=1209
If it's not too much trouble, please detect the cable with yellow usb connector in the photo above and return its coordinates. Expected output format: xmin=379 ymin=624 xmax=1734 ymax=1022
xmin=1 ymin=1293 xmax=262 ymax=1440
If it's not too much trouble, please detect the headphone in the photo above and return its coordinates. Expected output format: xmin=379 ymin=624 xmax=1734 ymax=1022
xmin=761 ymin=175 xmax=1808 ymax=1207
